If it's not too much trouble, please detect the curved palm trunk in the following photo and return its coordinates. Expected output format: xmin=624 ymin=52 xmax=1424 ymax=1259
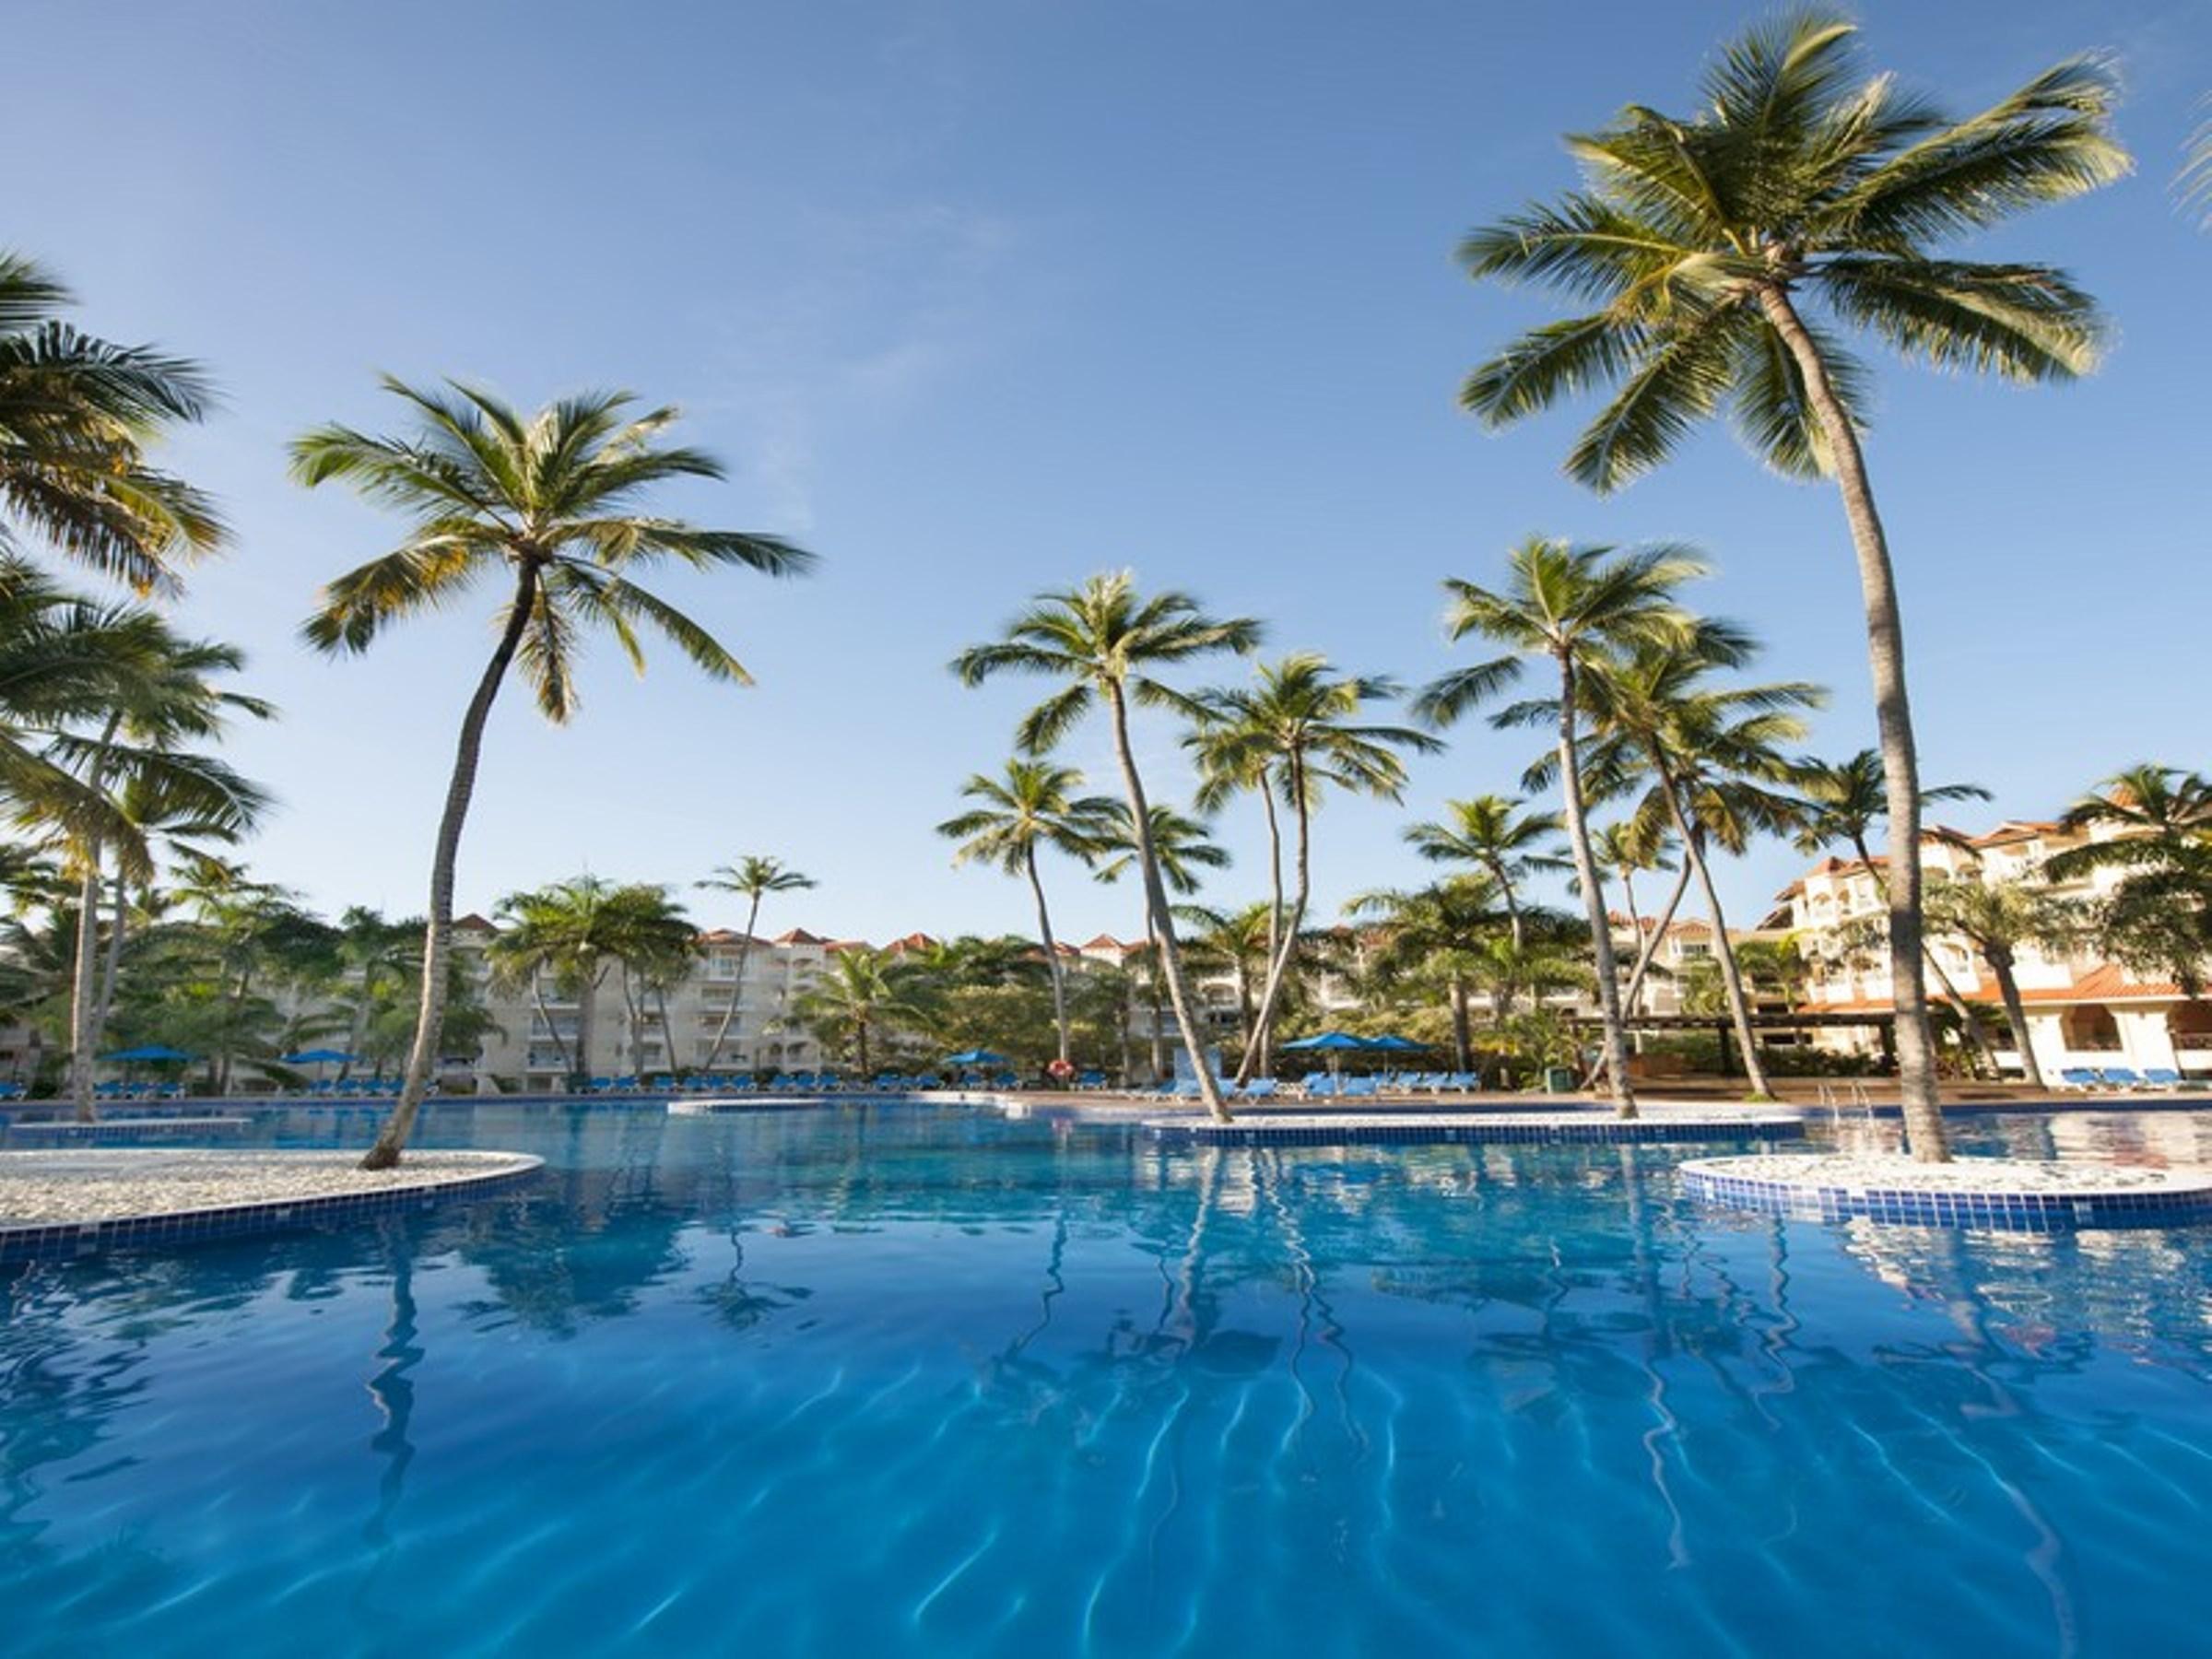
xmin=700 ymin=892 xmax=764 ymax=1074
xmin=1144 ymin=947 xmax=1167 ymax=1080
xmin=66 ymin=723 xmax=123 ymax=1123
xmin=1259 ymin=785 xmax=1285 ymax=1078
xmin=94 ymin=872 xmax=126 ymax=1031
xmin=1239 ymin=756 xmax=1310 ymax=1088
xmin=1621 ymin=860 xmax=1696 ymax=1014
xmin=1107 ymin=684 xmax=1229 ymax=1122
xmin=530 ymin=979 xmax=572 ymax=1077
xmin=66 ymin=864 xmax=103 ymax=1123
xmin=1025 ymin=848 xmax=1073 ymax=1065
xmin=1450 ymin=975 xmax=1473 ymax=1072
xmin=1557 ymin=652 xmax=1635 ymax=1115
xmin=574 ymin=959 xmax=603 ymax=1088
xmin=1759 ymin=283 xmax=1946 ymax=1160
xmin=362 ymin=559 xmax=540 ymax=1170
xmin=1983 ymin=945 xmax=2044 ymax=1089
xmin=1924 ymin=944 xmax=1998 ymax=1079
xmin=653 ymin=983 xmax=677 ymax=1080
xmin=1651 ymin=766 xmax=1772 ymax=1097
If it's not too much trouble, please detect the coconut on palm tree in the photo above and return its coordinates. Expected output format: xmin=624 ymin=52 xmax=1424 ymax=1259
xmin=953 ymin=573 xmax=1259 ymax=1121
xmin=937 ymin=760 xmax=1119 ymax=1066
xmin=1457 ymin=13 xmax=2126 ymax=1156
xmin=1416 ymin=537 xmax=1702 ymax=1116
xmin=0 ymin=253 xmax=225 ymax=594
xmin=296 ymin=381 xmax=814 ymax=1166
xmin=694 ymin=855 xmax=816 ymax=1075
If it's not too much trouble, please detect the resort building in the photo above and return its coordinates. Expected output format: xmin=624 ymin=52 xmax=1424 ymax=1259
xmin=1777 ymin=818 xmax=2211 ymax=1080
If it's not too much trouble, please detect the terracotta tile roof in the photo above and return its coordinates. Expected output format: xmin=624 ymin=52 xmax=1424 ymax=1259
xmin=453 ymin=912 xmax=496 ymax=933
xmin=773 ymin=928 xmax=828 ymax=946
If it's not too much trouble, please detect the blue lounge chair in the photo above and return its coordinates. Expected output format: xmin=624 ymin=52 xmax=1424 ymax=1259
xmin=1341 ymin=1076 xmax=1379 ymax=1100
xmin=2054 ymin=1066 xmax=2100 ymax=1091
xmin=2144 ymin=1067 xmax=2188 ymax=1088
xmin=1076 ymin=1069 xmax=1106 ymax=1090
xmin=2099 ymin=1066 xmax=2149 ymax=1089
xmin=1301 ymin=1073 xmax=1339 ymax=1100
xmin=1238 ymin=1077 xmax=1279 ymax=1101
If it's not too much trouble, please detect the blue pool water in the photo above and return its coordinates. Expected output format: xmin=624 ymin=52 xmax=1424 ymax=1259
xmin=5 ymin=1102 xmax=2212 ymax=1656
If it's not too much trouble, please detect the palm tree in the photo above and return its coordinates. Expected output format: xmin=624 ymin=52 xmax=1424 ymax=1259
xmin=488 ymin=876 xmax=634 ymax=1088
xmin=794 ymin=947 xmax=934 ymax=1078
xmin=45 ymin=617 xmax=271 ymax=1119
xmin=599 ymin=884 xmax=697 ymax=1078
xmin=1457 ymin=14 xmax=2126 ymax=1156
xmin=1404 ymin=794 xmax=1568 ymax=951
xmin=953 ymin=573 xmax=1259 ymax=1120
xmin=1096 ymin=801 xmax=1230 ymax=1083
xmin=1347 ymin=877 xmax=1512 ymax=1073
xmin=1789 ymin=748 xmax=1997 ymax=1050
xmin=1415 ymin=537 xmax=1700 ymax=1115
xmin=1590 ymin=819 xmax=1687 ymax=1008
xmin=2046 ymin=766 xmax=2212 ymax=998
xmin=1188 ymin=654 xmax=1436 ymax=1084
xmin=1172 ymin=900 xmax=1278 ymax=1058
xmin=296 ymin=381 xmax=814 ymax=1167
xmin=937 ymin=759 xmax=1119 ymax=1065
xmin=693 ymin=855 xmax=817 ymax=1075
xmin=0 ymin=253 xmax=225 ymax=593
xmin=1560 ymin=626 xmax=1822 ymax=1099
xmin=1924 ymin=876 xmax=2087 ymax=1088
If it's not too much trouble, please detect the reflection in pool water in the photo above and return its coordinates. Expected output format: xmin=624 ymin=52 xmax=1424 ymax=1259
xmin=3 ymin=1103 xmax=2209 ymax=1655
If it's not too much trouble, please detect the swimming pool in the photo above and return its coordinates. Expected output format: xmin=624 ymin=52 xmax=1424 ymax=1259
xmin=4 ymin=1101 xmax=2208 ymax=1655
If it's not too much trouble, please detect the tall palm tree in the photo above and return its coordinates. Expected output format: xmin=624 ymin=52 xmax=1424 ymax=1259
xmin=937 ymin=759 xmax=1119 ymax=1065
xmin=0 ymin=253 xmax=225 ymax=593
xmin=296 ymin=381 xmax=814 ymax=1166
xmin=694 ymin=855 xmax=816 ymax=1074
xmin=1415 ymin=537 xmax=1700 ymax=1116
xmin=1590 ymin=819 xmax=1689 ymax=1010
xmin=1404 ymin=794 xmax=1567 ymax=951
xmin=953 ymin=573 xmax=1259 ymax=1120
xmin=1189 ymin=654 xmax=1437 ymax=1084
xmin=1457 ymin=14 xmax=2126 ymax=1156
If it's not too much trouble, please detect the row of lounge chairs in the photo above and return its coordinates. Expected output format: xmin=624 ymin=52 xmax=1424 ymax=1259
xmin=89 ymin=1081 xmax=189 ymax=1101
xmin=1147 ymin=1069 xmax=1493 ymax=1102
xmin=2054 ymin=1065 xmax=2200 ymax=1091
xmin=606 ymin=1071 xmax=1024 ymax=1096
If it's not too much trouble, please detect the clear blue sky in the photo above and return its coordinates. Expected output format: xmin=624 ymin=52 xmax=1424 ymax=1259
xmin=6 ymin=0 xmax=2206 ymax=943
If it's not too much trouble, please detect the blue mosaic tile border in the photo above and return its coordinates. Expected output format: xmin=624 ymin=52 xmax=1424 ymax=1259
xmin=1681 ymin=1167 xmax=2212 ymax=1232
xmin=5 ymin=1118 xmax=250 ymax=1147
xmin=0 ymin=1158 xmax=543 ymax=1265
xmin=1147 ymin=1117 xmax=1806 ymax=1148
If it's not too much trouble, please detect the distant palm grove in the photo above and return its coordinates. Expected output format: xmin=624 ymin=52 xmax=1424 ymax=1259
xmin=4 ymin=13 xmax=2210 ymax=1169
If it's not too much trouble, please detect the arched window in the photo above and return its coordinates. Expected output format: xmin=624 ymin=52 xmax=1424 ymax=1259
xmin=2060 ymin=1005 xmax=2122 ymax=1052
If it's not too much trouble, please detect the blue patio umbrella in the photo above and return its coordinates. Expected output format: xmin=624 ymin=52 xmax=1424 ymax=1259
xmin=1279 ymin=1030 xmax=1374 ymax=1078
xmin=944 ymin=1048 xmax=1008 ymax=1067
xmin=100 ymin=1043 xmax=194 ymax=1064
xmin=1364 ymin=1034 xmax=1430 ymax=1053
xmin=282 ymin=1048 xmax=360 ymax=1081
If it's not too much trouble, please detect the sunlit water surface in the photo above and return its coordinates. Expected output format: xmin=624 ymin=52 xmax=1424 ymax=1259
xmin=6 ymin=1102 xmax=2212 ymax=1656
